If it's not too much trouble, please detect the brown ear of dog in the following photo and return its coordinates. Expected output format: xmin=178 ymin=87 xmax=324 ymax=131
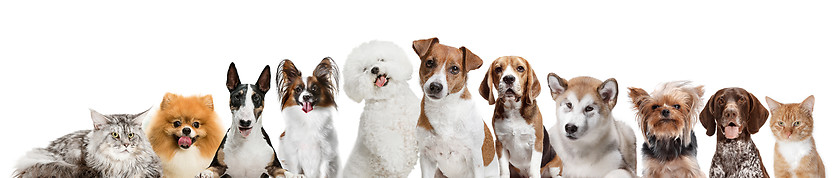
xmin=744 ymin=91 xmax=769 ymax=134
xmin=479 ymin=60 xmax=497 ymax=105
xmin=521 ymin=62 xmax=540 ymax=106
xmin=699 ymin=90 xmax=720 ymax=136
xmin=412 ymin=37 xmax=439 ymax=59
xmin=459 ymin=46 xmax=482 ymax=71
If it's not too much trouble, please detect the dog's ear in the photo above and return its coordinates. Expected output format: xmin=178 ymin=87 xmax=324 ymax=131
xmin=598 ymin=78 xmax=619 ymax=109
xmin=226 ymin=62 xmax=241 ymax=92
xmin=276 ymin=59 xmax=300 ymax=98
xmin=256 ymin=65 xmax=271 ymax=93
xmin=412 ymin=37 xmax=438 ymax=59
xmin=523 ymin=65 xmax=540 ymax=106
xmin=691 ymin=85 xmax=706 ymax=111
xmin=90 ymin=109 xmax=109 ymax=130
xmin=201 ymin=95 xmax=214 ymax=111
xmin=460 ymin=47 xmax=483 ymax=71
xmin=627 ymin=87 xmax=650 ymax=111
xmin=479 ymin=60 xmax=497 ymax=105
xmin=546 ymin=73 xmax=568 ymax=100
xmin=745 ymin=91 xmax=769 ymax=134
xmin=800 ymin=95 xmax=815 ymax=114
xmin=160 ymin=92 xmax=178 ymax=110
xmin=314 ymin=57 xmax=340 ymax=95
xmin=700 ymin=90 xmax=720 ymax=136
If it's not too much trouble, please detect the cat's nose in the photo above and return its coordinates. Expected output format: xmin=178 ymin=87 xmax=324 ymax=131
xmin=123 ymin=143 xmax=130 ymax=147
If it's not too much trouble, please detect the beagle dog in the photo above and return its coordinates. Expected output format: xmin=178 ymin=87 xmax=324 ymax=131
xmin=479 ymin=56 xmax=563 ymax=178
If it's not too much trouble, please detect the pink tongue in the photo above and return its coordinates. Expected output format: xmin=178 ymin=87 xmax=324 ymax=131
xmin=178 ymin=136 xmax=192 ymax=147
xmin=725 ymin=126 xmax=740 ymax=139
xmin=375 ymin=76 xmax=387 ymax=87
xmin=302 ymin=102 xmax=314 ymax=113
xmin=240 ymin=128 xmax=252 ymax=137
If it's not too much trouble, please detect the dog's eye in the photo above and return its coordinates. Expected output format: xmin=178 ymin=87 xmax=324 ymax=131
xmin=425 ymin=59 xmax=436 ymax=68
xmin=516 ymin=66 xmax=525 ymax=72
xmin=252 ymin=95 xmax=261 ymax=103
xmin=673 ymin=104 xmax=680 ymax=109
xmin=651 ymin=105 xmax=660 ymax=110
xmin=362 ymin=67 xmax=367 ymax=72
xmin=192 ymin=122 xmax=200 ymax=128
xmin=449 ymin=66 xmax=459 ymax=74
xmin=778 ymin=121 xmax=784 ymax=126
xmin=378 ymin=58 xmax=385 ymax=62
xmin=295 ymin=86 xmax=303 ymax=93
xmin=173 ymin=121 xmax=181 ymax=128
xmin=717 ymin=98 xmax=725 ymax=105
xmin=738 ymin=97 xmax=746 ymax=104
xmin=584 ymin=106 xmax=594 ymax=112
xmin=494 ymin=67 xmax=502 ymax=73
xmin=566 ymin=103 xmax=572 ymax=109
xmin=111 ymin=132 xmax=119 ymax=138
xmin=793 ymin=121 xmax=801 ymax=126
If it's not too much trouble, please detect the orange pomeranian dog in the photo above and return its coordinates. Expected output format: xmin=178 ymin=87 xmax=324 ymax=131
xmin=146 ymin=93 xmax=225 ymax=178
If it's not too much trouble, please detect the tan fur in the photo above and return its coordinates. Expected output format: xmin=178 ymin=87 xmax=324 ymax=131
xmin=413 ymin=38 xmax=482 ymax=99
xmin=482 ymin=124 xmax=495 ymax=166
xmin=643 ymin=156 xmax=704 ymax=178
xmin=417 ymin=101 xmax=434 ymax=131
xmin=767 ymin=96 xmax=825 ymax=178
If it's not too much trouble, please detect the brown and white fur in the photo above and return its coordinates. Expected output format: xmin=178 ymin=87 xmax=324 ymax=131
xmin=628 ymin=81 xmax=705 ymax=178
xmin=479 ymin=56 xmax=562 ymax=178
xmin=546 ymin=74 xmax=636 ymax=178
xmin=276 ymin=58 xmax=341 ymax=178
xmin=412 ymin=37 xmax=499 ymax=178
xmin=766 ymin=96 xmax=825 ymax=178
xmin=699 ymin=88 xmax=770 ymax=178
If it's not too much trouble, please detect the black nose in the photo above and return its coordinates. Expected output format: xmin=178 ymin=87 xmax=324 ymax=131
xmin=302 ymin=95 xmax=311 ymax=101
xmin=565 ymin=124 xmax=578 ymax=134
xmin=661 ymin=109 xmax=670 ymax=117
xmin=182 ymin=127 xmax=191 ymax=135
xmin=428 ymin=82 xmax=443 ymax=94
xmin=239 ymin=120 xmax=251 ymax=127
xmin=503 ymin=76 xmax=515 ymax=84
xmin=371 ymin=67 xmax=379 ymax=74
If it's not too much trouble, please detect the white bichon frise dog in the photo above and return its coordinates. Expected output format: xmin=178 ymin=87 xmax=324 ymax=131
xmin=341 ymin=40 xmax=420 ymax=177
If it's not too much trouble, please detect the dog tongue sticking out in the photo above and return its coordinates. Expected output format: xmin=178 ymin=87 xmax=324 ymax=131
xmin=239 ymin=128 xmax=252 ymax=137
xmin=178 ymin=136 xmax=192 ymax=148
xmin=302 ymin=102 xmax=314 ymax=113
xmin=724 ymin=126 xmax=740 ymax=139
xmin=375 ymin=76 xmax=388 ymax=87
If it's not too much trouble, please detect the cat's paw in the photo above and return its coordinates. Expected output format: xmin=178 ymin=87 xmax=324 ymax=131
xmin=195 ymin=170 xmax=216 ymax=178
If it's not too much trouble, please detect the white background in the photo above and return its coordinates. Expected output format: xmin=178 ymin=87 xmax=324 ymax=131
xmin=1 ymin=1 xmax=838 ymax=177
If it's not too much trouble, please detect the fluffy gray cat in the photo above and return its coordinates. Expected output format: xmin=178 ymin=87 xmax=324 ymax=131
xmin=14 ymin=109 xmax=162 ymax=178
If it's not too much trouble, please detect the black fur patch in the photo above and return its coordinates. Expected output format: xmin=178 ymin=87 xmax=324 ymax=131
xmin=641 ymin=131 xmax=698 ymax=161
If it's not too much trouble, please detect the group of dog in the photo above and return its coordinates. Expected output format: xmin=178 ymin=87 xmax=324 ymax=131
xmin=18 ymin=37 xmax=823 ymax=178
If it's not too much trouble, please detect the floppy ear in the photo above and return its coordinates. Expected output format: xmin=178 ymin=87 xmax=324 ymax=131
xmin=160 ymin=92 xmax=178 ymax=110
xmin=226 ymin=62 xmax=241 ymax=92
xmin=412 ymin=37 xmax=439 ymax=59
xmin=256 ymin=65 xmax=272 ymax=93
xmin=699 ymin=91 xmax=719 ymax=136
xmin=627 ymin=87 xmax=650 ymax=110
xmin=479 ymin=62 xmax=496 ymax=105
xmin=801 ymin=95 xmax=815 ymax=114
xmin=598 ymin=78 xmax=619 ymax=109
xmin=546 ymin=73 xmax=567 ymax=100
xmin=522 ymin=67 xmax=540 ymax=106
xmin=90 ymin=109 xmax=109 ymax=130
xmin=201 ymin=95 xmax=214 ymax=111
xmin=745 ymin=92 xmax=769 ymax=134
xmin=276 ymin=59 xmax=300 ymax=99
xmin=460 ymin=47 xmax=483 ymax=71
xmin=314 ymin=57 xmax=341 ymax=95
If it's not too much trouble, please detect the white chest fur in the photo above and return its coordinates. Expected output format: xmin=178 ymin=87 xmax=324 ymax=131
xmin=418 ymin=96 xmax=490 ymax=177
xmin=281 ymin=106 xmax=339 ymax=176
xmin=222 ymin=128 xmax=276 ymax=177
xmin=163 ymin=146 xmax=212 ymax=178
xmin=777 ymin=139 xmax=813 ymax=169
xmin=494 ymin=113 xmax=536 ymax=170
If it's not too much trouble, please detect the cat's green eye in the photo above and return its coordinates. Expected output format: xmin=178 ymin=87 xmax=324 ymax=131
xmin=778 ymin=121 xmax=784 ymax=126
xmin=793 ymin=121 xmax=801 ymax=127
xmin=111 ymin=132 xmax=119 ymax=138
xmin=127 ymin=133 xmax=134 ymax=138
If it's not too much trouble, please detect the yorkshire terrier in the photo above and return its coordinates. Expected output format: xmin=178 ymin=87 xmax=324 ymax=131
xmin=628 ymin=81 xmax=705 ymax=177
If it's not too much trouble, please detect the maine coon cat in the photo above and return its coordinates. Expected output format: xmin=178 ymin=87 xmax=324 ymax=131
xmin=766 ymin=95 xmax=825 ymax=178
xmin=14 ymin=109 xmax=162 ymax=178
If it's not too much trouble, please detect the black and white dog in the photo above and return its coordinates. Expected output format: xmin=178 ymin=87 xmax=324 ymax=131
xmin=197 ymin=63 xmax=296 ymax=178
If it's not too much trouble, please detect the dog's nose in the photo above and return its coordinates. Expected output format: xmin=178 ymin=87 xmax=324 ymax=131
xmin=565 ymin=124 xmax=578 ymax=134
xmin=302 ymin=95 xmax=311 ymax=101
xmin=503 ymin=75 xmax=515 ymax=84
xmin=428 ymin=82 xmax=443 ymax=94
xmin=182 ymin=127 xmax=191 ymax=135
xmin=723 ymin=108 xmax=737 ymax=118
xmin=240 ymin=120 xmax=252 ymax=127
xmin=371 ymin=67 xmax=379 ymax=74
xmin=661 ymin=109 xmax=670 ymax=117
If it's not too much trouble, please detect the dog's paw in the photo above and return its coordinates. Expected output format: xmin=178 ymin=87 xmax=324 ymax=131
xmin=195 ymin=170 xmax=215 ymax=178
xmin=281 ymin=171 xmax=305 ymax=178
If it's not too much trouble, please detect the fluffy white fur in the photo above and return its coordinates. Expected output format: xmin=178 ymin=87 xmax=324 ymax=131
xmin=279 ymin=106 xmax=340 ymax=178
xmin=341 ymin=41 xmax=421 ymax=177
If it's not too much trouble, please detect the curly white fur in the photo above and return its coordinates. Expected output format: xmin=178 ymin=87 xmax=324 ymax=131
xmin=341 ymin=41 xmax=421 ymax=177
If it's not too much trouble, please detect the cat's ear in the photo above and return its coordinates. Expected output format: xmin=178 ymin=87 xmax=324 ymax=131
xmin=765 ymin=96 xmax=781 ymax=112
xmin=801 ymin=95 xmax=815 ymax=113
xmin=90 ymin=109 xmax=109 ymax=130
xmin=133 ymin=108 xmax=151 ymax=126
xmin=201 ymin=95 xmax=214 ymax=111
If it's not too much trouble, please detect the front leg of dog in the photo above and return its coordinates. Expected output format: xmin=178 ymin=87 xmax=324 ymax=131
xmin=420 ymin=156 xmax=438 ymax=178
xmin=604 ymin=169 xmax=634 ymax=178
xmin=317 ymin=159 xmax=330 ymax=178
xmin=196 ymin=169 xmax=217 ymax=178
xmin=498 ymin=149 xmax=510 ymax=178
xmin=473 ymin=149 xmax=487 ymax=178
xmin=529 ymin=150 xmax=542 ymax=178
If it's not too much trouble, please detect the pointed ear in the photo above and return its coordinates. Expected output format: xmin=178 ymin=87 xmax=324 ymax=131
xmin=90 ymin=109 xmax=109 ymax=130
xmin=256 ymin=65 xmax=271 ymax=93
xmin=226 ymin=62 xmax=241 ymax=92
xmin=412 ymin=37 xmax=439 ymax=59
xmin=276 ymin=59 xmax=300 ymax=99
xmin=160 ymin=92 xmax=178 ymax=110
xmin=479 ymin=61 xmax=496 ymax=105
xmin=598 ymin=78 xmax=619 ymax=109
xmin=460 ymin=47 xmax=483 ymax=71
xmin=746 ymin=92 xmax=769 ymax=134
xmin=314 ymin=57 xmax=340 ymax=94
xmin=133 ymin=108 xmax=151 ymax=126
xmin=627 ymin=87 xmax=650 ymax=110
xmin=201 ymin=95 xmax=214 ymax=111
xmin=765 ymin=96 xmax=781 ymax=112
xmin=546 ymin=73 xmax=567 ymax=100
xmin=801 ymin=95 xmax=815 ymax=113
xmin=523 ymin=67 xmax=540 ymax=106
xmin=692 ymin=85 xmax=706 ymax=110
xmin=700 ymin=91 xmax=719 ymax=136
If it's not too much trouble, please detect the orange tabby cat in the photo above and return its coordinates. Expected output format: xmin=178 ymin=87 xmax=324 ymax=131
xmin=766 ymin=95 xmax=825 ymax=178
